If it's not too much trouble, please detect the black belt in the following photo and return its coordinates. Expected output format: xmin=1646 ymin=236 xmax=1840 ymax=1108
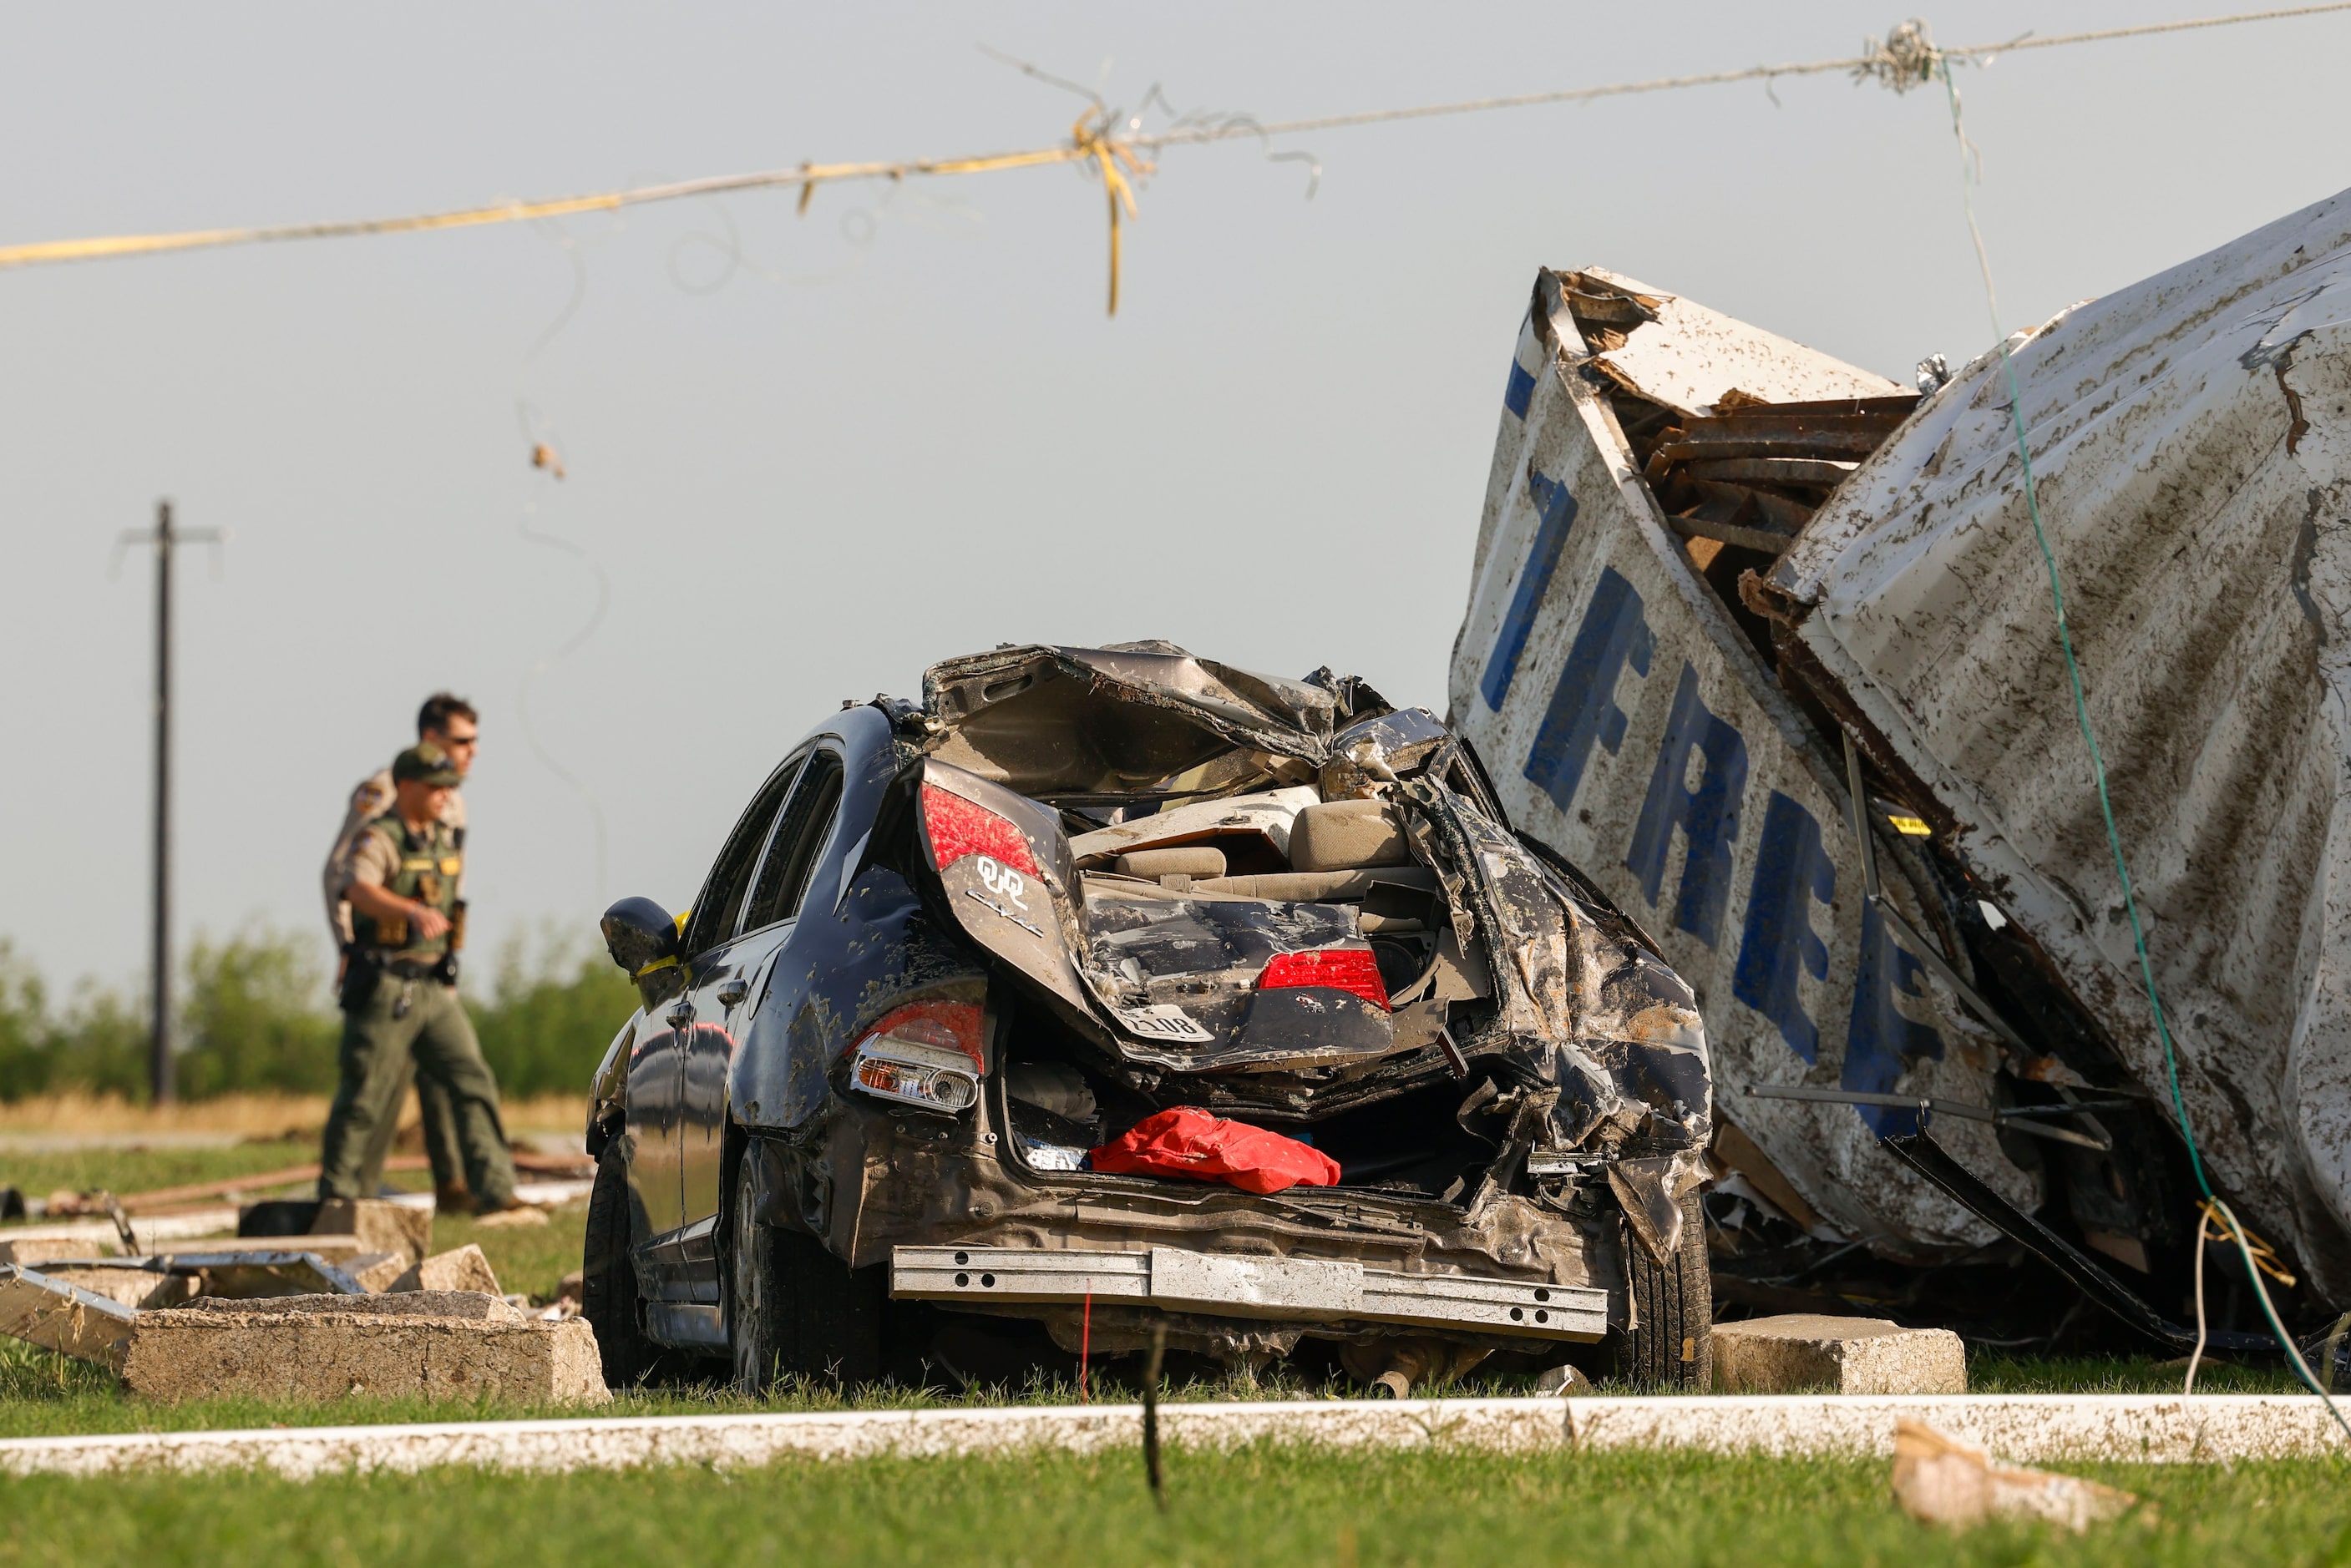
xmin=355 ymin=952 xmax=449 ymax=980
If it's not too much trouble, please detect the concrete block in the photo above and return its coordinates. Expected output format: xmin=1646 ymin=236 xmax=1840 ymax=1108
xmin=392 ymin=1244 xmax=500 ymax=1297
xmin=1712 ymin=1314 xmax=1966 ymax=1394
xmin=182 ymin=1291 xmax=521 ymax=1321
xmin=38 ymin=1268 xmax=199 ymax=1311
xmin=0 ymin=1237 xmax=125 ymax=1267
xmin=346 ymin=1252 xmax=408 ymax=1292
xmin=312 ymin=1199 xmax=433 ymax=1267
xmin=121 ymin=1308 xmax=607 ymax=1405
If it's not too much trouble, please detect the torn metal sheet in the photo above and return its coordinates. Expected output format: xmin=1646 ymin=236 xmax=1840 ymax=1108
xmin=33 ymin=1250 xmax=369 ymax=1301
xmin=1451 ymin=269 xmax=2041 ymax=1259
xmin=1561 ymin=268 xmax=1907 ymax=418
xmin=0 ymin=1263 xmax=136 ymax=1368
xmin=1772 ymin=186 xmax=2351 ymax=1304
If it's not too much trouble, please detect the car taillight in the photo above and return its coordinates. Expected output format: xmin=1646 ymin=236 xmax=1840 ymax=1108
xmin=920 ymin=783 xmax=1041 ymax=878
xmin=1259 ymin=948 xmax=1391 ymax=1010
xmin=846 ymin=1000 xmax=984 ymax=1114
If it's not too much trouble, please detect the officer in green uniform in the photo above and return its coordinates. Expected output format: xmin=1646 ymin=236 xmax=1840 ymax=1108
xmin=318 ymin=743 xmax=519 ymax=1211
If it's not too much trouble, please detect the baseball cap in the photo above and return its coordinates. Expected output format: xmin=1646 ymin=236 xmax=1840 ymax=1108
xmin=392 ymin=744 xmax=463 ymax=787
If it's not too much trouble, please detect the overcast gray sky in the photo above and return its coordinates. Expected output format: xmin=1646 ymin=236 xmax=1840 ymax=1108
xmin=5 ymin=2 xmax=2345 ymax=996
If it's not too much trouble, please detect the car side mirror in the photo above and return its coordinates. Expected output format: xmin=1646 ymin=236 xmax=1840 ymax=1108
xmin=601 ymin=897 xmax=681 ymax=977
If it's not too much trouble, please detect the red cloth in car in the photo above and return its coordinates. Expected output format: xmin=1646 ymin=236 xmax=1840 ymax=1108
xmin=1089 ymin=1107 xmax=1341 ymax=1195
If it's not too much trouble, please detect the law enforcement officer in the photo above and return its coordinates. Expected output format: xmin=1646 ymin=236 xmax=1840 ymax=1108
xmin=319 ymin=743 xmax=519 ymax=1211
xmin=323 ymin=693 xmax=476 ymax=1208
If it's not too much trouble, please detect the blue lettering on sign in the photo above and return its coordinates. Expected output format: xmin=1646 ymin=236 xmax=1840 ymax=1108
xmin=1732 ymin=791 xmax=1837 ymax=1062
xmin=1479 ymin=468 xmax=1579 ymax=711
xmin=1504 ymin=359 xmax=1538 ymax=418
xmin=1523 ymin=567 xmax=1653 ymax=813
xmin=1624 ymin=664 xmax=1749 ymax=948
xmin=1842 ymin=899 xmax=1945 ymax=1135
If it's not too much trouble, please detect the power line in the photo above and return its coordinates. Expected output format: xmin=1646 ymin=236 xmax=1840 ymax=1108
xmin=1130 ymin=3 xmax=2351 ymax=146
xmin=0 ymin=4 xmax=2343 ymax=312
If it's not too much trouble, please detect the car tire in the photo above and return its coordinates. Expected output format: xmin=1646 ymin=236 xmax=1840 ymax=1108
xmin=727 ymin=1150 xmax=884 ymax=1393
xmin=1622 ymin=1190 xmax=1712 ymax=1389
xmin=582 ymin=1144 xmax=659 ymax=1390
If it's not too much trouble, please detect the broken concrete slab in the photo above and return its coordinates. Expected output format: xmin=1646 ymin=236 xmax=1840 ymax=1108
xmin=0 ymin=1237 xmax=123 ymax=1268
xmin=311 ymin=1197 xmax=433 ymax=1267
xmin=1 ymin=1210 xmax=241 ymax=1254
xmin=1713 ymin=1314 xmax=1967 ymax=1394
xmin=1892 ymin=1419 xmax=2137 ymax=1531
xmin=181 ymin=1291 xmax=520 ymax=1321
xmin=119 ymin=1308 xmax=607 ymax=1404
xmin=0 ymin=1264 xmax=137 ymax=1368
xmin=346 ymin=1252 xmax=408 ymax=1292
xmin=37 ymin=1267 xmax=198 ymax=1311
xmin=391 ymin=1244 xmax=499 ymax=1297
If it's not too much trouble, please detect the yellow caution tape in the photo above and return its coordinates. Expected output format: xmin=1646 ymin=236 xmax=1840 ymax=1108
xmin=1885 ymin=813 xmax=1933 ymax=837
xmin=0 ymin=119 xmax=1153 ymax=315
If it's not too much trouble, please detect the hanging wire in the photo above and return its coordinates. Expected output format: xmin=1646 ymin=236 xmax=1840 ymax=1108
xmin=1929 ymin=48 xmax=2351 ymax=1439
xmin=3 ymin=4 xmax=2348 ymax=317
xmin=510 ymin=403 xmax=611 ymax=902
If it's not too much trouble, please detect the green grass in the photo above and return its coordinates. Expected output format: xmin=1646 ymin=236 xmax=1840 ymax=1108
xmin=0 ymin=1137 xmax=327 ymax=1206
xmin=430 ymin=1201 xmax=589 ymax=1305
xmin=1 ymin=1443 xmax=2348 ymax=1567
xmin=1968 ymin=1353 xmax=2298 ymax=1395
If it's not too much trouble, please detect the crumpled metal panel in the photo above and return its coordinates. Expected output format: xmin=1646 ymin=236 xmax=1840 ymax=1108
xmin=918 ymin=640 xmax=1709 ymax=1156
xmin=923 ymin=643 xmax=1340 ymax=794
xmin=1563 ymin=266 xmax=1908 ymax=417
xmin=1449 ymin=271 xmax=2039 ymax=1257
xmin=1772 ymin=188 xmax=2351 ymax=1302
xmin=0 ymin=1263 xmax=136 ymax=1368
xmin=1399 ymin=776 xmax=1710 ymax=1157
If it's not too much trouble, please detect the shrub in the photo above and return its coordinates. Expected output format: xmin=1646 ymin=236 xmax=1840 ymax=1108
xmin=175 ymin=929 xmax=342 ymax=1097
xmin=0 ymin=926 xmax=634 ymax=1103
xmin=466 ymin=924 xmax=636 ymax=1098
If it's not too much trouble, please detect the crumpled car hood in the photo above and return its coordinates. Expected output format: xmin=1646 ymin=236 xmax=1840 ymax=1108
xmin=923 ymin=641 xmax=1364 ymax=796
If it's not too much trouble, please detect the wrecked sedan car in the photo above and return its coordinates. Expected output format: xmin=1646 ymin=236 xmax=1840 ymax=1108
xmin=582 ymin=643 xmax=1716 ymax=1392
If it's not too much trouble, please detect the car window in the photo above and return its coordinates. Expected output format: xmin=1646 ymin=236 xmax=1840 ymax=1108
xmin=684 ymin=756 xmax=804 ymax=957
xmin=740 ymin=750 xmax=846 ymax=933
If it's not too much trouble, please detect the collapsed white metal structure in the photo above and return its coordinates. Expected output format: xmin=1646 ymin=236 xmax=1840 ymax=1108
xmin=1776 ymin=191 xmax=2351 ymax=1303
xmin=1451 ymin=188 xmax=2351 ymax=1307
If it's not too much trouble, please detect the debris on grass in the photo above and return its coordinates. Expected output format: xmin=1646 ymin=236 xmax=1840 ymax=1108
xmin=1890 ymin=1418 xmax=2138 ymax=1532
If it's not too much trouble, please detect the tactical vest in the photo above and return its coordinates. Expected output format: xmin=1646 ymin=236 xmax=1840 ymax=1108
xmin=351 ymin=812 xmax=466 ymax=958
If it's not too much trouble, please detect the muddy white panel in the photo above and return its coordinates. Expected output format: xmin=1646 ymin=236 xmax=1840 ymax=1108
xmin=1448 ymin=286 xmax=2038 ymax=1255
xmin=1775 ymin=187 xmax=2351 ymax=1302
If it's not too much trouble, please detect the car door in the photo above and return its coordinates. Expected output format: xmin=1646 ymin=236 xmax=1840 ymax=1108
xmin=678 ymin=746 xmax=848 ymax=1231
xmin=630 ymin=755 xmax=803 ymax=1246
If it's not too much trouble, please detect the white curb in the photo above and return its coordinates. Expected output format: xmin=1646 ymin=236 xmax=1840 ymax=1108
xmin=0 ymin=1393 xmax=2338 ymax=1479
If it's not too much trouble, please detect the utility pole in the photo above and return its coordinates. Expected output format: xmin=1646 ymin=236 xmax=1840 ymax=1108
xmin=119 ymin=501 xmax=220 ymax=1103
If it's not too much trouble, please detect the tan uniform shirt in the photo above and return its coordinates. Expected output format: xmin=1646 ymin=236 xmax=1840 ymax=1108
xmin=325 ymin=768 xmax=465 ymax=945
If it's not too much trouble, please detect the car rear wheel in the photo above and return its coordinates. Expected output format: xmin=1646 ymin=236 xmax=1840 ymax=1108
xmin=1622 ymin=1190 xmax=1712 ymax=1389
xmin=727 ymin=1150 xmax=884 ymax=1393
xmin=582 ymin=1145 xmax=658 ymax=1390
